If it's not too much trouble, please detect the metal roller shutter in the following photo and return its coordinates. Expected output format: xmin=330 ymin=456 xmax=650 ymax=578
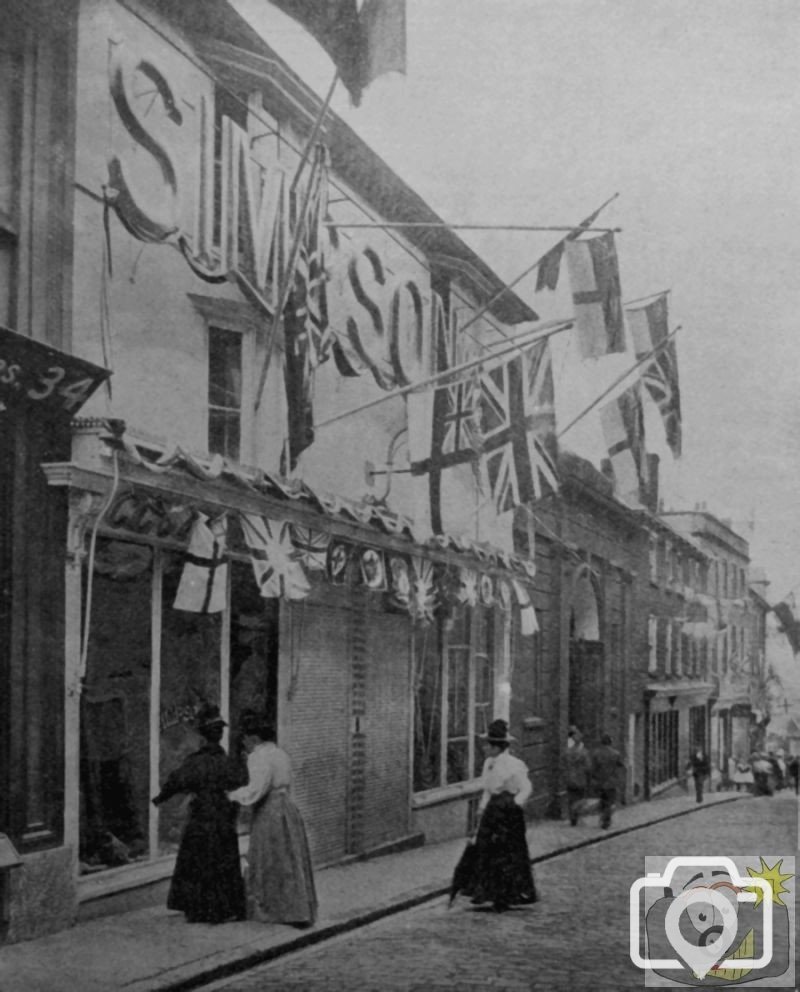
xmin=361 ymin=609 xmax=412 ymax=850
xmin=282 ymin=599 xmax=351 ymax=865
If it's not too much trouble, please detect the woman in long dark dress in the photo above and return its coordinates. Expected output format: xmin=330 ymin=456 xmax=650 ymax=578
xmin=469 ymin=719 xmax=537 ymax=913
xmin=152 ymin=704 xmax=246 ymax=924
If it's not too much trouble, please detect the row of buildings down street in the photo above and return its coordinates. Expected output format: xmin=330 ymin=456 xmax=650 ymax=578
xmin=0 ymin=0 xmax=781 ymax=944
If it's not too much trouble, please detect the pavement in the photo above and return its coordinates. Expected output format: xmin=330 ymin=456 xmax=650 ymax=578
xmin=0 ymin=789 xmax=750 ymax=992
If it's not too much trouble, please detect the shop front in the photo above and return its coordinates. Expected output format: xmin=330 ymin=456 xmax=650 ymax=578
xmin=43 ymin=423 xmax=535 ymax=912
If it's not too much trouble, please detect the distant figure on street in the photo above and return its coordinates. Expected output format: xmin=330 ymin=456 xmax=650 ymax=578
xmin=750 ymin=752 xmax=773 ymax=796
xmin=468 ymin=719 xmax=537 ymax=913
xmin=590 ymin=734 xmax=625 ymax=830
xmin=788 ymin=755 xmax=799 ymax=794
xmin=227 ymin=712 xmax=317 ymax=928
xmin=686 ymin=747 xmax=711 ymax=803
xmin=564 ymin=727 xmax=591 ymax=826
xmin=768 ymin=751 xmax=786 ymax=790
xmin=152 ymin=704 xmax=245 ymax=924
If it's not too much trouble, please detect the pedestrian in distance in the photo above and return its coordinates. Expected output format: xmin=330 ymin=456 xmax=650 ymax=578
xmin=686 ymin=747 xmax=710 ymax=803
xmin=467 ymin=719 xmax=537 ymax=913
xmin=750 ymin=751 xmax=773 ymax=796
xmin=788 ymin=754 xmax=800 ymax=795
xmin=590 ymin=733 xmax=625 ymax=830
xmin=564 ymin=726 xmax=590 ymax=826
xmin=151 ymin=703 xmax=246 ymax=924
xmin=227 ymin=711 xmax=317 ymax=928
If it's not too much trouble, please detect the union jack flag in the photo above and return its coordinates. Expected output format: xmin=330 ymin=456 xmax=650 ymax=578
xmin=283 ymin=144 xmax=332 ymax=471
xmin=240 ymin=513 xmax=310 ymax=600
xmin=626 ymin=294 xmax=682 ymax=457
xmin=292 ymin=144 xmax=332 ymax=369
xmin=478 ymin=340 xmax=559 ymax=513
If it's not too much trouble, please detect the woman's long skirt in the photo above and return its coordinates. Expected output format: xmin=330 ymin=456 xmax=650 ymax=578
xmin=470 ymin=792 xmax=537 ymax=909
xmin=168 ymin=797 xmax=245 ymax=924
xmin=246 ymin=790 xmax=318 ymax=926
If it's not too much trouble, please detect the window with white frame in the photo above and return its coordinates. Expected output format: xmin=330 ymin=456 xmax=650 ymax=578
xmin=190 ymin=295 xmax=259 ymax=464
xmin=208 ymin=326 xmax=243 ymax=460
xmin=665 ymin=620 xmax=673 ymax=675
xmin=413 ymin=604 xmax=501 ymax=793
xmin=648 ymin=616 xmax=658 ymax=673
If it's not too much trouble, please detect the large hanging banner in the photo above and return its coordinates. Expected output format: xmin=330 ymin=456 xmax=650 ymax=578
xmin=0 ymin=325 xmax=111 ymax=418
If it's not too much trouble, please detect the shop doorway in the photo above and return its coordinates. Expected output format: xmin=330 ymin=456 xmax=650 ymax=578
xmin=568 ymin=569 xmax=604 ymax=747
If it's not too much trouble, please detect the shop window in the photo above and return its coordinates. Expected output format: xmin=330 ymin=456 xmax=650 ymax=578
xmin=413 ymin=605 xmax=499 ymax=793
xmin=157 ymin=552 xmax=223 ymax=857
xmin=208 ymin=326 xmax=242 ymax=460
xmin=650 ymin=709 xmax=679 ymax=787
xmin=80 ymin=541 xmax=153 ymax=871
xmin=79 ymin=538 xmax=278 ymax=875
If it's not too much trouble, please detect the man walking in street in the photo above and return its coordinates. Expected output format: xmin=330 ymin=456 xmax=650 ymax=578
xmin=686 ymin=747 xmax=711 ymax=803
xmin=590 ymin=734 xmax=625 ymax=830
xmin=564 ymin=727 xmax=590 ymax=826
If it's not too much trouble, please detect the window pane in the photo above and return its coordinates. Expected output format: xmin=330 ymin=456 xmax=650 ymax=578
xmin=208 ymin=328 xmax=242 ymax=407
xmin=209 ymin=408 xmax=241 ymax=460
xmin=80 ymin=539 xmax=152 ymax=872
xmin=229 ymin=561 xmax=279 ymax=733
xmin=157 ymin=551 xmax=222 ymax=857
xmin=446 ymin=645 xmax=469 ymax=785
xmin=413 ymin=622 xmax=442 ymax=791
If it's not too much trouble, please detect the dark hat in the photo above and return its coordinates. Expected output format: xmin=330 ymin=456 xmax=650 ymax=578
xmin=195 ymin=703 xmax=226 ymax=730
xmin=483 ymin=719 xmax=515 ymax=744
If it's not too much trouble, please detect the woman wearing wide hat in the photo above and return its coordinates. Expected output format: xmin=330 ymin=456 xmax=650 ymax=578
xmin=227 ymin=711 xmax=317 ymax=927
xmin=468 ymin=719 xmax=537 ymax=912
xmin=152 ymin=703 xmax=246 ymax=924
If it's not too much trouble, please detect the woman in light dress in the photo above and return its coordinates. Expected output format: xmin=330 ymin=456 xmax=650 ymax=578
xmin=228 ymin=711 xmax=317 ymax=928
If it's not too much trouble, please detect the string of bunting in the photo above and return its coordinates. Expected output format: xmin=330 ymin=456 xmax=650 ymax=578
xmin=161 ymin=507 xmax=536 ymax=631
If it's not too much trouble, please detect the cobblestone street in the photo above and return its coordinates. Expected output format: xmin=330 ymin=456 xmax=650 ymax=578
xmin=203 ymin=795 xmax=798 ymax=992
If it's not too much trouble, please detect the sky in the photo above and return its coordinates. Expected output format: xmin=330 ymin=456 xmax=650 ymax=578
xmin=232 ymin=0 xmax=800 ymax=604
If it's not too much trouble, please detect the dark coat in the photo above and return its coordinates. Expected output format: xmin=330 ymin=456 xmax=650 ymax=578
xmin=153 ymin=741 xmax=246 ymax=923
xmin=688 ymin=751 xmax=710 ymax=777
xmin=564 ymin=745 xmax=591 ymax=790
xmin=590 ymin=743 xmax=625 ymax=792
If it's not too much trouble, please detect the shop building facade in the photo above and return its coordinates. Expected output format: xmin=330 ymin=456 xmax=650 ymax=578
xmin=2 ymin=0 xmax=550 ymax=940
xmin=661 ymin=509 xmax=759 ymax=785
xmin=634 ymin=513 xmax=714 ymax=798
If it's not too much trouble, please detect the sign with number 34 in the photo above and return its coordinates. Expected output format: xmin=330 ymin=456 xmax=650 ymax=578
xmin=0 ymin=325 xmax=111 ymax=419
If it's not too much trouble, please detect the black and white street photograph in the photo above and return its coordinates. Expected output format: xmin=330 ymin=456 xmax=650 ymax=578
xmin=0 ymin=2 xmax=798 ymax=990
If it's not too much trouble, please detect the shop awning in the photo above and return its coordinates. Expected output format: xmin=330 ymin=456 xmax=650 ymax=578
xmin=44 ymin=420 xmax=537 ymax=585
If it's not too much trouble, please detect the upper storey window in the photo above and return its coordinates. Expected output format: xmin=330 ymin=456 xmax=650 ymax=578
xmin=208 ymin=326 xmax=242 ymax=461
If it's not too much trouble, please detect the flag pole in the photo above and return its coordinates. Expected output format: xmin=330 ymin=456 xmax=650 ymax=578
xmin=455 ymin=192 xmax=620 ymax=342
xmin=253 ymin=150 xmax=322 ymax=413
xmin=624 ymin=288 xmax=671 ymax=309
xmin=314 ymin=317 xmax=574 ymax=432
xmin=325 ymin=222 xmax=622 ymax=233
xmin=291 ymin=71 xmax=338 ymax=195
xmin=253 ymin=72 xmax=337 ymax=411
xmin=557 ymin=325 xmax=683 ymax=440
